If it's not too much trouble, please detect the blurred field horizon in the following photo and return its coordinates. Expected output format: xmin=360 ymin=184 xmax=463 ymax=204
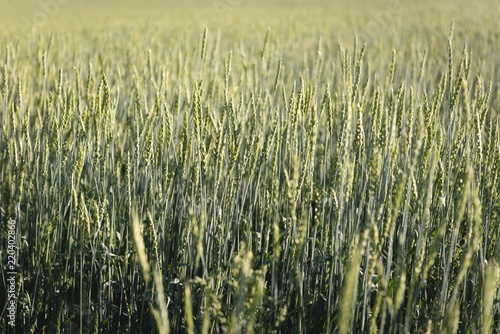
xmin=1 ymin=0 xmax=498 ymax=27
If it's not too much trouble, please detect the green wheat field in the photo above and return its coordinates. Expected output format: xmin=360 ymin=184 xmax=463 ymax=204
xmin=1 ymin=0 xmax=499 ymax=333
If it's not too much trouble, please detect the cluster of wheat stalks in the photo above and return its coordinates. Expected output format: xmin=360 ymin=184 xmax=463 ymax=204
xmin=0 ymin=6 xmax=499 ymax=333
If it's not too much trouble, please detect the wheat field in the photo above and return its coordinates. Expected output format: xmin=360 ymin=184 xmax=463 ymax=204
xmin=0 ymin=0 xmax=499 ymax=333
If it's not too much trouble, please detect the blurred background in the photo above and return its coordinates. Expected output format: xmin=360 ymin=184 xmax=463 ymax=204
xmin=1 ymin=0 xmax=498 ymax=39
xmin=1 ymin=0 xmax=496 ymax=26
